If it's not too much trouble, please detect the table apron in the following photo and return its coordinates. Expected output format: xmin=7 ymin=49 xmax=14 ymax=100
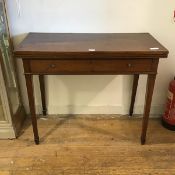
xmin=23 ymin=59 xmax=159 ymax=75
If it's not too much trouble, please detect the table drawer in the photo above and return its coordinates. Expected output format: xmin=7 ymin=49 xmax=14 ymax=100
xmin=29 ymin=59 xmax=153 ymax=74
xmin=92 ymin=59 xmax=153 ymax=73
xmin=30 ymin=60 xmax=92 ymax=73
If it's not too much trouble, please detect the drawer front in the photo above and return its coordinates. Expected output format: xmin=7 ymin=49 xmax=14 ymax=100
xmin=28 ymin=59 xmax=153 ymax=74
xmin=30 ymin=60 xmax=92 ymax=73
xmin=92 ymin=59 xmax=153 ymax=73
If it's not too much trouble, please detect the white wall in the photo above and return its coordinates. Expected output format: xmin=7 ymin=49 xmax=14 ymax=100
xmin=5 ymin=0 xmax=175 ymax=115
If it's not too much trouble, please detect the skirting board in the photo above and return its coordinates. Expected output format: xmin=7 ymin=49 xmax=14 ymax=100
xmin=24 ymin=105 xmax=165 ymax=116
xmin=0 ymin=126 xmax=15 ymax=139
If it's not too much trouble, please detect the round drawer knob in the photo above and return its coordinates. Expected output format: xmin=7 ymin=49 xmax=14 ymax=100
xmin=50 ymin=64 xmax=56 ymax=68
xmin=128 ymin=63 xmax=132 ymax=68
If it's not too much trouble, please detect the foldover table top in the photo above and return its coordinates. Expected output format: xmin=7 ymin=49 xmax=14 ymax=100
xmin=14 ymin=33 xmax=169 ymax=59
xmin=13 ymin=32 xmax=169 ymax=145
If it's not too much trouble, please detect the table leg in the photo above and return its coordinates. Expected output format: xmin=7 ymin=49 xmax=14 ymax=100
xmin=141 ymin=74 xmax=156 ymax=145
xmin=129 ymin=74 xmax=139 ymax=116
xmin=39 ymin=75 xmax=47 ymax=116
xmin=25 ymin=74 xmax=39 ymax=145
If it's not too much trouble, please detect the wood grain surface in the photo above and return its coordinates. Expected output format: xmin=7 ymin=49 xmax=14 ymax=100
xmin=14 ymin=33 xmax=169 ymax=145
xmin=14 ymin=33 xmax=169 ymax=59
xmin=0 ymin=115 xmax=175 ymax=175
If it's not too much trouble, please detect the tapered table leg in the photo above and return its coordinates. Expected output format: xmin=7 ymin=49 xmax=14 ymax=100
xmin=39 ymin=75 xmax=47 ymax=116
xmin=141 ymin=74 xmax=156 ymax=145
xmin=25 ymin=74 xmax=39 ymax=145
xmin=129 ymin=74 xmax=139 ymax=116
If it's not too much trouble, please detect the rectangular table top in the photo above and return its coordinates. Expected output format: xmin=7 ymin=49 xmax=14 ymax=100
xmin=14 ymin=33 xmax=169 ymax=59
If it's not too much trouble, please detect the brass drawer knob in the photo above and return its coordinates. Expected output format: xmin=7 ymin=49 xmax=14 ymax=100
xmin=50 ymin=64 xmax=56 ymax=68
xmin=128 ymin=63 xmax=132 ymax=68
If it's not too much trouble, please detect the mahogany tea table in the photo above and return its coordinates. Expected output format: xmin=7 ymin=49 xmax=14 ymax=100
xmin=14 ymin=33 xmax=169 ymax=145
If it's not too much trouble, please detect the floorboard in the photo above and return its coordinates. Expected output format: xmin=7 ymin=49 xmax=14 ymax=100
xmin=0 ymin=115 xmax=175 ymax=175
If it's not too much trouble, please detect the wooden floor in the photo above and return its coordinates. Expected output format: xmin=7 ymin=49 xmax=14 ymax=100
xmin=0 ymin=115 xmax=175 ymax=175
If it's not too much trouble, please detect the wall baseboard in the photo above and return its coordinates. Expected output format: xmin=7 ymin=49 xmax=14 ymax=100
xmin=0 ymin=126 xmax=15 ymax=139
xmin=24 ymin=104 xmax=165 ymax=117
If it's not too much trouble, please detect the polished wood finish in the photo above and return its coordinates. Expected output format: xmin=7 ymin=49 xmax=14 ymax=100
xmin=141 ymin=74 xmax=157 ymax=145
xmin=39 ymin=75 xmax=47 ymax=116
xmin=29 ymin=59 xmax=153 ymax=75
xmin=14 ymin=33 xmax=168 ymax=59
xmin=24 ymin=74 xmax=39 ymax=144
xmin=14 ymin=33 xmax=169 ymax=145
xmin=129 ymin=74 xmax=139 ymax=116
